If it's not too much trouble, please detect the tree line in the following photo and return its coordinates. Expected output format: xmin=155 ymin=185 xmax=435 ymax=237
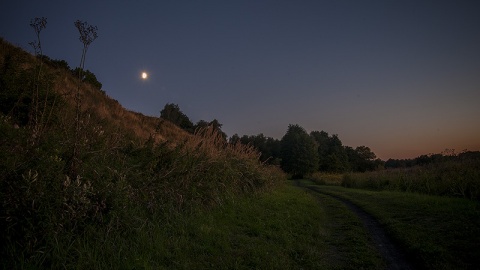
xmin=385 ymin=149 xmax=480 ymax=168
xmin=161 ymin=104 xmax=382 ymax=178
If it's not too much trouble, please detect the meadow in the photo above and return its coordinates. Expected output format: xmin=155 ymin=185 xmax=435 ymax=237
xmin=341 ymin=157 xmax=480 ymax=199
xmin=47 ymin=184 xmax=385 ymax=269
xmin=307 ymin=184 xmax=480 ymax=269
xmin=307 ymin=159 xmax=480 ymax=269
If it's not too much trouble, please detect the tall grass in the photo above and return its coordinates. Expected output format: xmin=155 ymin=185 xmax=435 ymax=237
xmin=309 ymin=172 xmax=343 ymax=186
xmin=342 ymin=159 xmax=480 ymax=199
xmin=0 ymin=115 xmax=284 ymax=268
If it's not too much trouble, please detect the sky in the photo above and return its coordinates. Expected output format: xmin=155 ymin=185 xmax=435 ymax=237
xmin=1 ymin=0 xmax=479 ymax=160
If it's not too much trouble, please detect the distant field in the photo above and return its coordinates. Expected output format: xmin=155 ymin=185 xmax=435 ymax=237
xmin=341 ymin=159 xmax=480 ymax=199
xmin=301 ymin=181 xmax=480 ymax=269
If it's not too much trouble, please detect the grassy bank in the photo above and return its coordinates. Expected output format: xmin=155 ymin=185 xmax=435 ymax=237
xmin=0 ymin=38 xmax=283 ymax=268
xmin=0 ymin=120 xmax=284 ymax=268
xmin=306 ymin=184 xmax=480 ymax=269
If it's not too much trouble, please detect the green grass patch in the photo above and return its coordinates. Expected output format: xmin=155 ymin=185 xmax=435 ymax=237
xmin=310 ymin=185 xmax=480 ymax=269
xmin=24 ymin=183 xmax=384 ymax=269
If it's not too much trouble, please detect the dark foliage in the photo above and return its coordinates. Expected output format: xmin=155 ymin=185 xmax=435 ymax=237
xmin=230 ymin=133 xmax=281 ymax=165
xmin=160 ymin=103 xmax=194 ymax=132
xmin=386 ymin=150 xmax=480 ymax=169
xmin=233 ymin=128 xmax=383 ymax=173
xmin=280 ymin=124 xmax=319 ymax=179
xmin=311 ymin=131 xmax=349 ymax=172
xmin=39 ymin=55 xmax=71 ymax=70
xmin=72 ymin=67 xmax=102 ymax=89
xmin=195 ymin=118 xmax=227 ymax=141
xmin=346 ymin=145 xmax=382 ymax=172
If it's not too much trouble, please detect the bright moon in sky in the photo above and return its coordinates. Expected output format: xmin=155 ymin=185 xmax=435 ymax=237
xmin=141 ymin=72 xmax=148 ymax=79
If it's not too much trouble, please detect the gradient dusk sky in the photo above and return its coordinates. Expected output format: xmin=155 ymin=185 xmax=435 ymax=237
xmin=1 ymin=0 xmax=479 ymax=160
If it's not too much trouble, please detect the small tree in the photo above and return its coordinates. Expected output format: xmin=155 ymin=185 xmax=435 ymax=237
xmin=346 ymin=145 xmax=378 ymax=172
xmin=280 ymin=124 xmax=318 ymax=179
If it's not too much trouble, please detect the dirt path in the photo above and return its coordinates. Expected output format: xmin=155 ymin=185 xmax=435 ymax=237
xmin=296 ymin=181 xmax=414 ymax=270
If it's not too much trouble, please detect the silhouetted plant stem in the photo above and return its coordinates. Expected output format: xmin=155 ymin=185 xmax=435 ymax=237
xmin=28 ymin=17 xmax=47 ymax=142
xmin=71 ymin=20 xmax=98 ymax=177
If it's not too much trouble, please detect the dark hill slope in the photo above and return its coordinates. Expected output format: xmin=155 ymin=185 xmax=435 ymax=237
xmin=0 ymin=37 xmax=188 ymax=144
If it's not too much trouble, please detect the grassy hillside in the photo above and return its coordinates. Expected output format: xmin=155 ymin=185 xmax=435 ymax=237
xmin=0 ymin=37 xmax=187 ymax=143
xmin=0 ymin=37 xmax=284 ymax=268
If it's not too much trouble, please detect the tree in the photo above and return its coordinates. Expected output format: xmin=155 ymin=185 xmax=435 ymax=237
xmin=311 ymin=131 xmax=349 ymax=172
xmin=208 ymin=119 xmax=223 ymax=132
xmin=160 ymin=103 xmax=194 ymax=132
xmin=49 ymin=58 xmax=70 ymax=70
xmin=280 ymin=124 xmax=318 ymax=179
xmin=72 ymin=68 xmax=102 ymax=89
xmin=347 ymin=146 xmax=378 ymax=172
xmin=229 ymin=134 xmax=241 ymax=145
xmin=232 ymin=133 xmax=281 ymax=164
xmin=264 ymin=136 xmax=282 ymax=165
xmin=194 ymin=119 xmax=227 ymax=141
xmin=194 ymin=119 xmax=209 ymax=130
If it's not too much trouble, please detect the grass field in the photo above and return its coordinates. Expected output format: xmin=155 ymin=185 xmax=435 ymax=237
xmin=19 ymin=183 xmax=383 ymax=269
xmin=341 ymin=159 xmax=480 ymax=199
xmin=301 ymin=181 xmax=480 ymax=269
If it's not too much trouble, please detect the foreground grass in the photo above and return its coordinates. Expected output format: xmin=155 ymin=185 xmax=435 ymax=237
xmin=28 ymin=183 xmax=383 ymax=269
xmin=306 ymin=184 xmax=480 ymax=270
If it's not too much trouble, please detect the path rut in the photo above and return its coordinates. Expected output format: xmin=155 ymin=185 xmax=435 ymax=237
xmin=296 ymin=181 xmax=414 ymax=270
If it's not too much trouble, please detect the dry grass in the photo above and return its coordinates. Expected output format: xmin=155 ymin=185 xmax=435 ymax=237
xmin=51 ymin=69 xmax=189 ymax=144
xmin=310 ymin=172 xmax=344 ymax=186
xmin=143 ymin=127 xmax=284 ymax=211
xmin=1 ymin=38 xmax=189 ymax=146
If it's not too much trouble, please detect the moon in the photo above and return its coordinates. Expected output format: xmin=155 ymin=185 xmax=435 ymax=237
xmin=141 ymin=72 xmax=148 ymax=79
